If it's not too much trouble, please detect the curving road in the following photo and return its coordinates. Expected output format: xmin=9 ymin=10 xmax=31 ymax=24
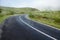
xmin=1 ymin=15 xmax=60 ymax=40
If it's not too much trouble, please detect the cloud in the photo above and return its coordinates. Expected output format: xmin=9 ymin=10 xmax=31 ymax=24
xmin=0 ymin=0 xmax=60 ymax=10
xmin=28 ymin=0 xmax=60 ymax=10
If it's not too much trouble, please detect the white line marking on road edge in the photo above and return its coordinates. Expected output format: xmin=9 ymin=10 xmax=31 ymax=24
xmin=25 ymin=15 xmax=60 ymax=30
xmin=19 ymin=16 xmax=57 ymax=40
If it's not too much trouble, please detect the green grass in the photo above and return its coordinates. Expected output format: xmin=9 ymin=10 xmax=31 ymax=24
xmin=0 ymin=6 xmax=38 ymax=24
xmin=29 ymin=11 xmax=60 ymax=29
xmin=0 ymin=15 xmax=10 ymax=23
xmin=0 ymin=14 xmax=22 ymax=24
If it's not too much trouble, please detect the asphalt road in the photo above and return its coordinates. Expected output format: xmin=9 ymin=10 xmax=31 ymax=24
xmin=1 ymin=15 xmax=60 ymax=40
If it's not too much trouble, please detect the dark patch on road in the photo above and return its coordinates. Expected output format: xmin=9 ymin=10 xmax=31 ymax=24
xmin=1 ymin=16 xmax=53 ymax=40
xmin=0 ymin=24 xmax=3 ymax=40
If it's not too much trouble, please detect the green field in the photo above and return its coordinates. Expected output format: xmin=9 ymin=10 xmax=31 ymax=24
xmin=0 ymin=6 xmax=60 ymax=29
xmin=29 ymin=11 xmax=60 ymax=29
xmin=0 ymin=6 xmax=38 ymax=23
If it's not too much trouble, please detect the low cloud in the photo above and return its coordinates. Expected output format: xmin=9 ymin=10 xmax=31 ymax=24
xmin=0 ymin=0 xmax=60 ymax=10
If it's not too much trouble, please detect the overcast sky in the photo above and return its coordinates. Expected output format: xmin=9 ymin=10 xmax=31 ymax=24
xmin=0 ymin=0 xmax=60 ymax=10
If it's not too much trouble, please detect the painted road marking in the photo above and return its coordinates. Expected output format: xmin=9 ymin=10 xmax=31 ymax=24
xmin=19 ymin=16 xmax=57 ymax=40
xmin=25 ymin=15 xmax=60 ymax=30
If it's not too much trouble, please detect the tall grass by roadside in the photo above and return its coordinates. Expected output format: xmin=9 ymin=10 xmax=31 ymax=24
xmin=0 ymin=15 xmax=10 ymax=23
xmin=29 ymin=11 xmax=60 ymax=29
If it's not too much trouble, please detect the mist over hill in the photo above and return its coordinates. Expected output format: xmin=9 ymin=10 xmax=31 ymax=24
xmin=0 ymin=6 xmax=40 ymax=14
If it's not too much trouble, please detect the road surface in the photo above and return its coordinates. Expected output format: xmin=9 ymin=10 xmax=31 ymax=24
xmin=1 ymin=15 xmax=60 ymax=40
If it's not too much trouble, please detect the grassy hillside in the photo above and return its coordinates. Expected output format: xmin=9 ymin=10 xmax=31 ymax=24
xmin=29 ymin=11 xmax=60 ymax=29
xmin=0 ymin=6 xmax=39 ymax=14
xmin=0 ymin=6 xmax=38 ymax=23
